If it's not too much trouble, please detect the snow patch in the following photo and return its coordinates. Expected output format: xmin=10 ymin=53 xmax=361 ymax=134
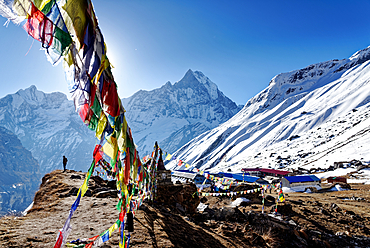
xmin=230 ymin=197 xmax=250 ymax=207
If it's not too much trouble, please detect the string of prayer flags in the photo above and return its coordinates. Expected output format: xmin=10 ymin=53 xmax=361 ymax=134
xmin=165 ymin=149 xmax=286 ymax=216
xmin=199 ymin=183 xmax=283 ymax=197
xmin=0 ymin=1 xmax=158 ymax=247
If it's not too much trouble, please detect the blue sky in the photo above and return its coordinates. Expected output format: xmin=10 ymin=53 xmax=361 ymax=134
xmin=1 ymin=0 xmax=370 ymax=105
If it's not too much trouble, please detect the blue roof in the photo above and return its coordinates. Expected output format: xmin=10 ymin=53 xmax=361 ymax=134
xmin=217 ymin=172 xmax=260 ymax=183
xmin=242 ymin=176 xmax=261 ymax=183
xmin=284 ymin=175 xmax=320 ymax=183
xmin=175 ymin=169 xmax=195 ymax=173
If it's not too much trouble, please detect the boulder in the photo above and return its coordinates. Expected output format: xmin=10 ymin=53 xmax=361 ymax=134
xmin=272 ymin=203 xmax=294 ymax=216
xmin=156 ymin=183 xmax=200 ymax=214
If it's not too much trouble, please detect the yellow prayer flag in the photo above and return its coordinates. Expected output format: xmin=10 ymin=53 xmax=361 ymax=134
xmin=117 ymin=125 xmax=126 ymax=152
xmin=102 ymin=142 xmax=114 ymax=159
xmin=64 ymin=50 xmax=74 ymax=67
xmin=62 ymin=0 xmax=88 ymax=48
xmin=110 ymin=136 xmax=118 ymax=162
xmin=133 ymin=157 xmax=138 ymax=181
xmin=121 ymin=182 xmax=128 ymax=198
xmin=117 ymin=167 xmax=124 ymax=192
xmin=123 ymin=116 xmax=128 ymax=133
xmin=165 ymin=154 xmax=172 ymax=160
xmin=94 ymin=48 xmax=111 ymax=84
xmin=96 ymin=112 xmax=107 ymax=140
xmin=77 ymin=172 xmax=90 ymax=197
xmin=108 ymin=222 xmax=119 ymax=236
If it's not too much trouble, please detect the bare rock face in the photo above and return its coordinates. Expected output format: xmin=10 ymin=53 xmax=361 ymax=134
xmin=0 ymin=126 xmax=41 ymax=215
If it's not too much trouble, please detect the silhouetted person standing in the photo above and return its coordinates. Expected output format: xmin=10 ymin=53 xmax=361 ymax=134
xmin=63 ymin=156 xmax=68 ymax=172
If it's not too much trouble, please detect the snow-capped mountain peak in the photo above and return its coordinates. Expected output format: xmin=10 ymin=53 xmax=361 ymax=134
xmin=121 ymin=69 xmax=242 ymax=156
xmin=10 ymin=85 xmax=68 ymax=110
xmin=176 ymin=69 xmax=219 ymax=100
xmin=11 ymin=85 xmax=45 ymax=108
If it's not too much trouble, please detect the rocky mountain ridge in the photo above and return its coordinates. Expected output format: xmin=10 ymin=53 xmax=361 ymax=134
xmin=168 ymin=46 xmax=370 ymax=173
xmin=0 ymin=126 xmax=40 ymax=215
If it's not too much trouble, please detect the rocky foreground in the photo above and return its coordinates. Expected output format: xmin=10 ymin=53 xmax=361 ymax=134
xmin=1 ymin=170 xmax=370 ymax=247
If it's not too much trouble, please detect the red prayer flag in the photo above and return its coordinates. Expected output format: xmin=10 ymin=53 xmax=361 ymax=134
xmin=23 ymin=3 xmax=53 ymax=48
xmin=93 ymin=144 xmax=103 ymax=164
xmin=119 ymin=210 xmax=125 ymax=222
xmin=53 ymin=231 xmax=63 ymax=248
xmin=138 ymin=159 xmax=143 ymax=182
xmin=101 ymin=77 xmax=120 ymax=117
xmin=78 ymin=103 xmax=90 ymax=122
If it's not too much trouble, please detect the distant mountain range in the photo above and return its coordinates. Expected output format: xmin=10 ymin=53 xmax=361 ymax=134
xmin=168 ymin=46 xmax=370 ymax=173
xmin=0 ymin=126 xmax=40 ymax=215
xmin=4 ymin=43 xmax=370 ymax=181
xmin=0 ymin=69 xmax=241 ymax=173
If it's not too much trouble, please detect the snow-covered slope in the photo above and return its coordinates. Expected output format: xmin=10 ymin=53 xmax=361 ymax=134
xmin=121 ymin=69 xmax=242 ymax=156
xmin=168 ymin=46 xmax=370 ymax=173
xmin=0 ymin=86 xmax=96 ymax=173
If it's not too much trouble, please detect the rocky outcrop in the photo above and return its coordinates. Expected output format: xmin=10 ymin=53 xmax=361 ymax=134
xmin=156 ymin=183 xmax=200 ymax=214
